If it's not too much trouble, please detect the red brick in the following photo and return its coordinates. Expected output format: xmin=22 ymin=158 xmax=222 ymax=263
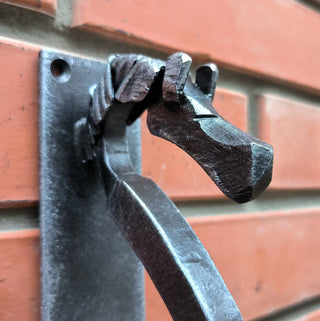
xmin=2 ymin=208 xmax=320 ymax=321
xmin=258 ymin=95 xmax=320 ymax=189
xmin=0 ymin=0 xmax=56 ymax=16
xmin=298 ymin=309 xmax=320 ymax=321
xmin=141 ymin=88 xmax=247 ymax=200
xmin=72 ymin=0 xmax=320 ymax=92
xmin=0 ymin=37 xmax=40 ymax=206
xmin=0 ymin=37 xmax=246 ymax=206
xmin=146 ymin=208 xmax=320 ymax=321
xmin=0 ymin=229 xmax=40 ymax=321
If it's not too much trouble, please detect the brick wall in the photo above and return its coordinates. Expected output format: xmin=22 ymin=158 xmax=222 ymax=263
xmin=0 ymin=0 xmax=319 ymax=320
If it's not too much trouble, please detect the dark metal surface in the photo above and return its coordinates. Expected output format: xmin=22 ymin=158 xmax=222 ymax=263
xmin=39 ymin=51 xmax=144 ymax=321
xmin=74 ymin=53 xmax=273 ymax=320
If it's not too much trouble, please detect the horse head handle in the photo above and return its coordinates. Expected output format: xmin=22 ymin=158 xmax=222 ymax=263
xmin=127 ymin=52 xmax=273 ymax=203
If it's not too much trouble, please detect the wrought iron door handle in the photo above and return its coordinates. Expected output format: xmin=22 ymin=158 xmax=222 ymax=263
xmin=74 ymin=53 xmax=273 ymax=321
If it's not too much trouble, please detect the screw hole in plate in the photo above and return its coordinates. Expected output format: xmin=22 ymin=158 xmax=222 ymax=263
xmin=51 ymin=59 xmax=71 ymax=83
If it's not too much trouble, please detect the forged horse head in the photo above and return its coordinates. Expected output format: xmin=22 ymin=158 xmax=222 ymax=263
xmin=146 ymin=53 xmax=273 ymax=203
xmin=85 ymin=52 xmax=273 ymax=203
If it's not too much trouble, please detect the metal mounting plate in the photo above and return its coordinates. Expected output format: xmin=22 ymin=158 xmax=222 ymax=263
xmin=39 ymin=50 xmax=144 ymax=321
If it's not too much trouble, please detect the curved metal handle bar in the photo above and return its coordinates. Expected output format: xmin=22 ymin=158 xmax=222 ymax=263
xmin=104 ymin=172 xmax=243 ymax=321
xmin=93 ymin=102 xmax=243 ymax=321
xmin=74 ymin=52 xmax=273 ymax=321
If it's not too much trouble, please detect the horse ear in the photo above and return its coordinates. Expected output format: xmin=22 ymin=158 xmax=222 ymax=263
xmin=195 ymin=63 xmax=219 ymax=101
xmin=163 ymin=52 xmax=192 ymax=104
